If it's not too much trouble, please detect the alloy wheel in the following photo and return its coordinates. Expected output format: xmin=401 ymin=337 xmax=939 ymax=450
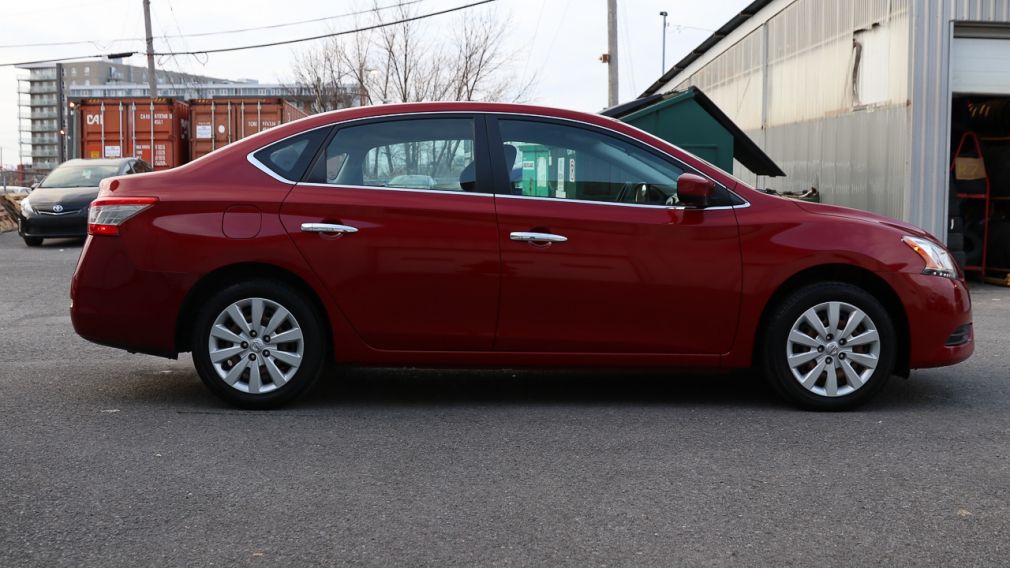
xmin=785 ymin=301 xmax=881 ymax=398
xmin=207 ymin=297 xmax=304 ymax=394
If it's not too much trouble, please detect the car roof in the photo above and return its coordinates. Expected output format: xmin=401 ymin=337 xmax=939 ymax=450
xmin=191 ymin=101 xmax=749 ymax=193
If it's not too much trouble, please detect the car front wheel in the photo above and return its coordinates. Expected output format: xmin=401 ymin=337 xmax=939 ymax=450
xmin=762 ymin=282 xmax=896 ymax=410
xmin=23 ymin=236 xmax=42 ymax=247
xmin=192 ymin=280 xmax=326 ymax=409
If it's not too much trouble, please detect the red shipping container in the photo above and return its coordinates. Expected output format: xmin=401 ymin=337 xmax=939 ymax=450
xmin=189 ymin=98 xmax=308 ymax=160
xmin=75 ymin=98 xmax=190 ymax=170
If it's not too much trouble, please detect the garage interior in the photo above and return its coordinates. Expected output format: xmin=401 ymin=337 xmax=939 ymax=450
xmin=948 ymin=29 xmax=1010 ymax=284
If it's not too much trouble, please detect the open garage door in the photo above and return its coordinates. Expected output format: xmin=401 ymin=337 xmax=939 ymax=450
xmin=952 ymin=29 xmax=1010 ymax=95
xmin=949 ymin=27 xmax=1010 ymax=283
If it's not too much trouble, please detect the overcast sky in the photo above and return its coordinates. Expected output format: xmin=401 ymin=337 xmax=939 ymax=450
xmin=0 ymin=0 xmax=752 ymax=168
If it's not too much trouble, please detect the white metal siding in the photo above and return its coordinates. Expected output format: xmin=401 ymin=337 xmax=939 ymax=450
xmin=665 ymin=0 xmax=911 ymax=221
xmin=655 ymin=0 xmax=1010 ymax=240
xmin=907 ymin=0 xmax=1010 ymax=240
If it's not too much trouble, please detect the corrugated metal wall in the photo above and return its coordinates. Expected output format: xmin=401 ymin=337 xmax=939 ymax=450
xmin=658 ymin=0 xmax=1010 ymax=239
xmin=907 ymin=0 xmax=1010 ymax=240
xmin=670 ymin=0 xmax=912 ymax=223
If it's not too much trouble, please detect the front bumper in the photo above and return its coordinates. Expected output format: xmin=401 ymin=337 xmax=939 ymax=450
xmin=19 ymin=210 xmax=87 ymax=239
xmin=887 ymin=272 xmax=974 ymax=369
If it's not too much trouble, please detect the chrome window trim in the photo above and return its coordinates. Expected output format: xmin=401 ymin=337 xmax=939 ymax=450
xmin=296 ymin=182 xmax=493 ymax=198
xmin=294 ymin=182 xmax=746 ymax=210
xmin=246 ymin=152 xmax=296 ymax=184
xmin=246 ymin=122 xmax=336 ymax=185
xmin=495 ymin=193 xmax=748 ymax=211
xmin=245 ymin=110 xmax=750 ymax=209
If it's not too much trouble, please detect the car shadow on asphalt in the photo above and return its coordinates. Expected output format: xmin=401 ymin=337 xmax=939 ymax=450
xmin=38 ymin=237 xmax=86 ymax=248
xmin=310 ymin=368 xmax=784 ymax=410
xmin=114 ymin=365 xmax=958 ymax=413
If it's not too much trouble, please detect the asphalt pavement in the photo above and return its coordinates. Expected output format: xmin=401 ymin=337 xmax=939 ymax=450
xmin=1 ymin=230 xmax=1009 ymax=567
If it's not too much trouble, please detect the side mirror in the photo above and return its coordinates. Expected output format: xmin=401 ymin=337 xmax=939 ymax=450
xmin=677 ymin=173 xmax=715 ymax=208
xmin=30 ymin=182 xmax=40 ymax=190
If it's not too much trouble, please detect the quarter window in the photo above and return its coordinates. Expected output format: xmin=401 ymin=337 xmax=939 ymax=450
xmin=308 ymin=118 xmax=477 ymax=192
xmin=497 ymin=119 xmax=730 ymax=207
xmin=252 ymin=127 xmax=330 ymax=181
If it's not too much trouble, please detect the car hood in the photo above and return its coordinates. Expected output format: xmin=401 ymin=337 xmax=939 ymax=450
xmin=793 ymin=200 xmax=933 ymax=239
xmin=27 ymin=186 xmax=100 ymax=210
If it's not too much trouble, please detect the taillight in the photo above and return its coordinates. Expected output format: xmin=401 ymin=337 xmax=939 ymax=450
xmin=88 ymin=197 xmax=157 ymax=236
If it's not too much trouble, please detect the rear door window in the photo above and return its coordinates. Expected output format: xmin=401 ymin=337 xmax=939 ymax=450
xmin=305 ymin=117 xmax=479 ymax=192
xmin=253 ymin=127 xmax=331 ymax=182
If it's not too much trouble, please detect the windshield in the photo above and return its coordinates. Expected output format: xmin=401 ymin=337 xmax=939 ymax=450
xmin=40 ymin=165 xmax=120 ymax=188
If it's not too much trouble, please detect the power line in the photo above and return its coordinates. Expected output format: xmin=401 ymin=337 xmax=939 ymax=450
xmin=152 ymin=0 xmax=498 ymax=57
xmin=0 ymin=0 xmax=431 ymax=50
xmin=0 ymin=0 xmax=495 ymax=68
xmin=164 ymin=0 xmax=430 ymax=40
xmin=0 ymin=52 xmax=134 ymax=68
xmin=520 ymin=1 xmax=547 ymax=79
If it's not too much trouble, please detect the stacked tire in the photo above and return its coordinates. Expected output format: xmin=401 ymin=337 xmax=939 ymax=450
xmin=947 ymin=196 xmax=968 ymax=269
xmin=989 ymin=218 xmax=1010 ymax=269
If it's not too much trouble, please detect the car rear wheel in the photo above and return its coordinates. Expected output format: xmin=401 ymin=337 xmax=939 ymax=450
xmin=22 ymin=236 xmax=42 ymax=247
xmin=762 ymin=282 xmax=896 ymax=410
xmin=192 ymin=280 xmax=326 ymax=409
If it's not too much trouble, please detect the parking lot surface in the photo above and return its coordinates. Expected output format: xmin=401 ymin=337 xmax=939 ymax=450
xmin=1 ymin=231 xmax=1009 ymax=567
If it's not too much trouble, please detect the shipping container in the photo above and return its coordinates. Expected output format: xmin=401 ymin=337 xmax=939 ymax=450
xmin=73 ymin=98 xmax=190 ymax=170
xmin=189 ymin=98 xmax=308 ymax=160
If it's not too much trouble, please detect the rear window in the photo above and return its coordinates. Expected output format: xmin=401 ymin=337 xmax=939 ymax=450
xmin=40 ymin=165 xmax=121 ymax=188
xmin=252 ymin=127 xmax=330 ymax=182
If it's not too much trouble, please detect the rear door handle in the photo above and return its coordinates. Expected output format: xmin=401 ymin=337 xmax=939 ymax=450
xmin=301 ymin=222 xmax=358 ymax=234
xmin=510 ymin=231 xmax=567 ymax=243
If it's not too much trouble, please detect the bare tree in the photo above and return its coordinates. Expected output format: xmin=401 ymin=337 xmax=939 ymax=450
xmin=287 ymin=37 xmax=358 ymax=113
xmin=287 ymin=3 xmax=533 ymax=109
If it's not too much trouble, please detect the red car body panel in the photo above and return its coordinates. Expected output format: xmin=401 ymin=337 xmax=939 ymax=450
xmin=70 ymin=102 xmax=973 ymax=372
xmin=279 ymin=185 xmax=501 ymax=351
xmin=493 ymin=197 xmax=742 ymax=354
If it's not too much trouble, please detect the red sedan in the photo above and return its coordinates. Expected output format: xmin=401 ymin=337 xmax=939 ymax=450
xmin=70 ymin=102 xmax=973 ymax=409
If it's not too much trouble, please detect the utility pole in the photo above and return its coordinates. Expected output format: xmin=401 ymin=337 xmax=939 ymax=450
xmin=56 ymin=63 xmax=66 ymax=164
xmin=143 ymin=0 xmax=158 ymax=98
xmin=607 ymin=0 xmax=619 ymax=107
xmin=660 ymin=11 xmax=669 ymax=73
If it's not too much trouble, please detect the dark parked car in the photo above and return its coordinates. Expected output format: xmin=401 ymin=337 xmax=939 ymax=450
xmin=18 ymin=158 xmax=151 ymax=246
xmin=70 ymin=102 xmax=973 ymax=410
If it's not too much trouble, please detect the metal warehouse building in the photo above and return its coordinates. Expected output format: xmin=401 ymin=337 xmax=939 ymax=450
xmin=641 ymin=0 xmax=1010 ymax=251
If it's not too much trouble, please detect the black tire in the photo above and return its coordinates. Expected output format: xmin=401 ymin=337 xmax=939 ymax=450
xmin=761 ymin=282 xmax=896 ymax=411
xmin=191 ymin=280 xmax=327 ymax=409
xmin=948 ymin=197 xmax=963 ymax=219
xmin=948 ymin=216 xmax=965 ymax=234
xmin=22 ymin=236 xmax=42 ymax=247
xmin=953 ymin=250 xmax=968 ymax=269
xmin=986 ymin=219 xmax=1010 ymax=269
xmin=946 ymin=232 xmax=964 ymax=252
xmin=964 ymin=230 xmax=983 ymax=267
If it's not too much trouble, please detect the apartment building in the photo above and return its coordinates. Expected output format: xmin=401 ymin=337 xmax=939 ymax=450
xmin=17 ymin=60 xmax=227 ymax=172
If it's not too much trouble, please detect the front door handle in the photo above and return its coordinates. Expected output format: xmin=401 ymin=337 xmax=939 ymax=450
xmin=510 ymin=231 xmax=567 ymax=243
xmin=301 ymin=222 xmax=358 ymax=234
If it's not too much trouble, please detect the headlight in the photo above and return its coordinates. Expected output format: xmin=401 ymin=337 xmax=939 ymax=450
xmin=19 ymin=198 xmax=34 ymax=217
xmin=902 ymin=236 xmax=958 ymax=279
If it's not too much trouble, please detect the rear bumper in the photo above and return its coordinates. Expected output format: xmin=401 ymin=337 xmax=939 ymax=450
xmin=19 ymin=212 xmax=87 ymax=239
xmin=887 ymin=272 xmax=974 ymax=369
xmin=70 ymin=236 xmax=188 ymax=358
